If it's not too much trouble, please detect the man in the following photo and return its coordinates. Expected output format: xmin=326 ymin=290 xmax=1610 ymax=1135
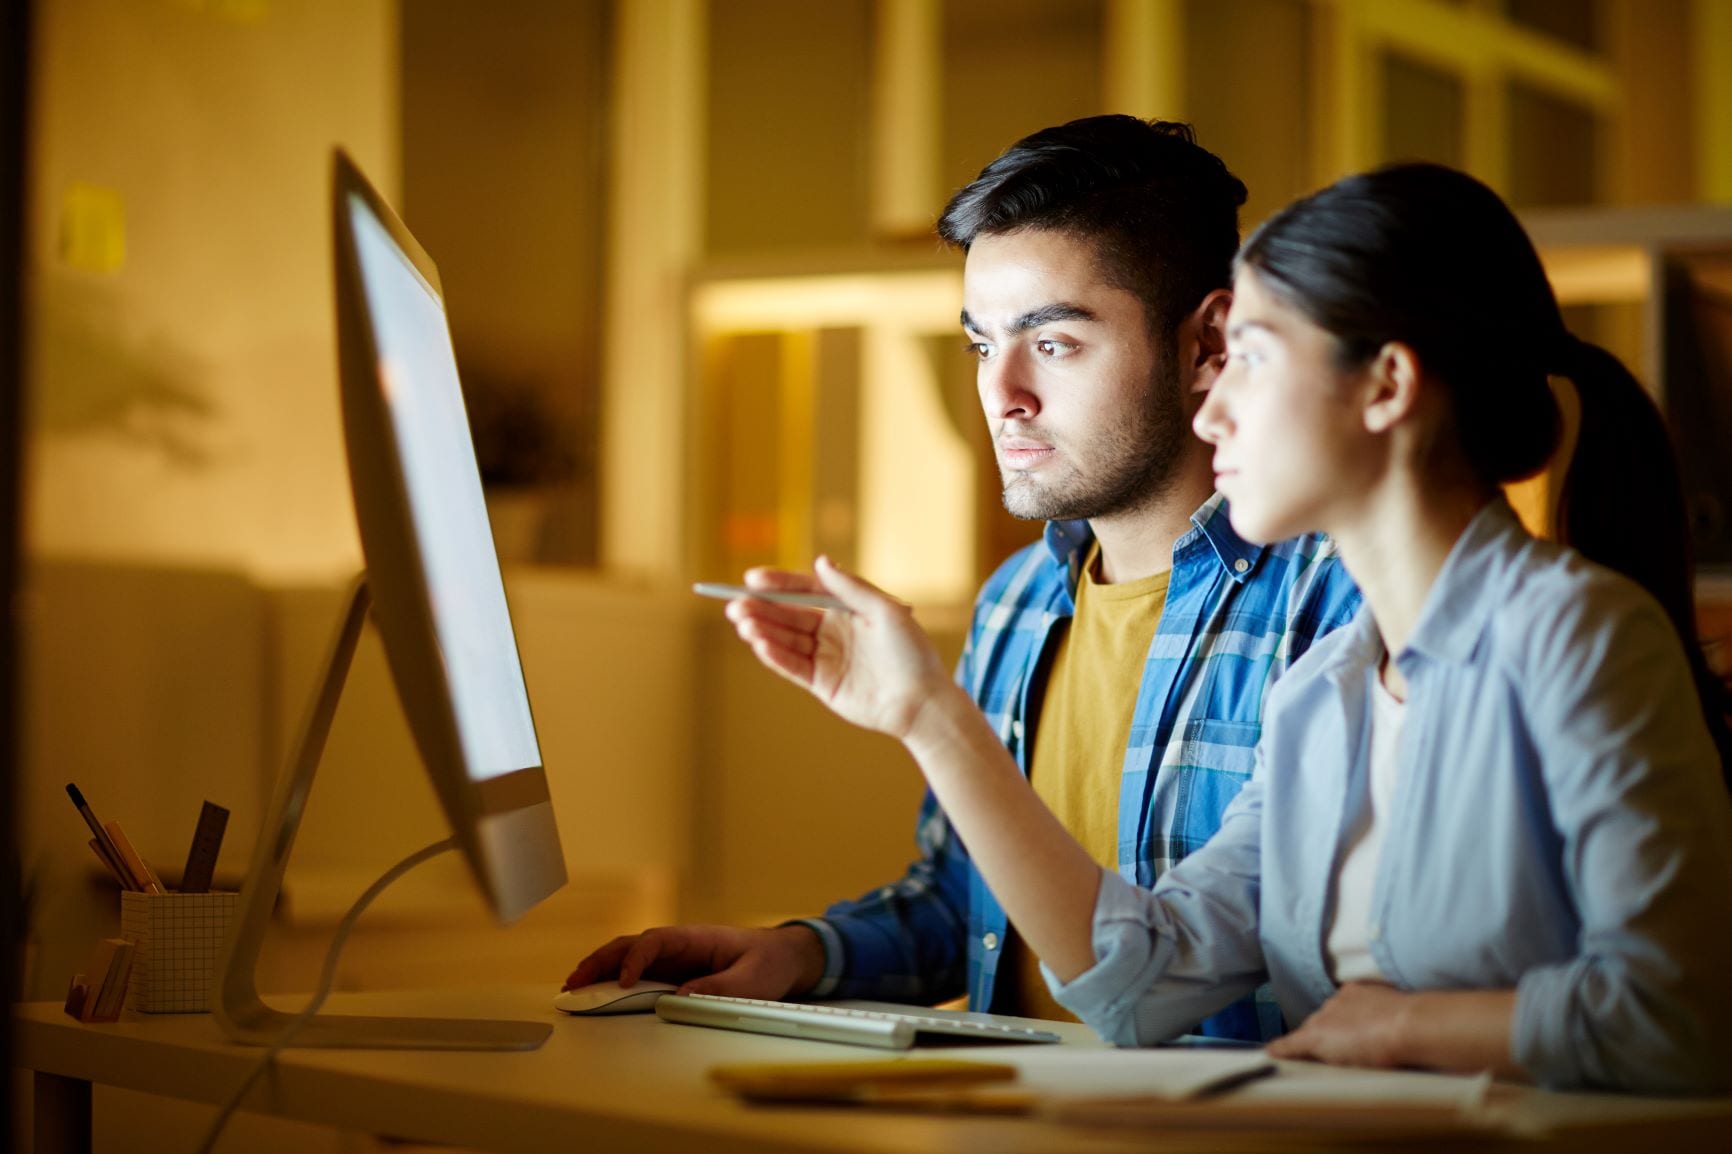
xmin=567 ymin=116 xmax=1360 ymax=1040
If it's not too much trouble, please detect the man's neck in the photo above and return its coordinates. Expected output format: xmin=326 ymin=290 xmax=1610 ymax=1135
xmin=1087 ymin=451 xmax=1218 ymax=585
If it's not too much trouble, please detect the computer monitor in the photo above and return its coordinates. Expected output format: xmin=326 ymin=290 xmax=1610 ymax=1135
xmin=334 ymin=150 xmax=565 ymax=919
xmin=214 ymin=150 xmax=565 ymax=1050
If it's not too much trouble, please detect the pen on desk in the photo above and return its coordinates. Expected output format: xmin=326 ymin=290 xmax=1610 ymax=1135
xmin=692 ymin=583 xmax=851 ymax=613
xmin=65 ymin=783 xmax=135 ymax=889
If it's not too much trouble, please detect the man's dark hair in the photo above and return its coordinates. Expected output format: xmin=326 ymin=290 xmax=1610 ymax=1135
xmin=937 ymin=115 xmax=1248 ymax=336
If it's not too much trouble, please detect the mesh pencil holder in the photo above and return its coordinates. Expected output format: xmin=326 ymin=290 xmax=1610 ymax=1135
xmin=120 ymin=890 xmax=238 ymax=1013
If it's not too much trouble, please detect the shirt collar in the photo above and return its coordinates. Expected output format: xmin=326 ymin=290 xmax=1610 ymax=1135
xmin=1040 ymin=492 xmax=1268 ymax=597
xmin=1400 ymin=497 xmax=1529 ymax=669
xmin=1189 ymin=492 xmax=1267 ymax=583
xmin=1043 ymin=517 xmax=1094 ymax=572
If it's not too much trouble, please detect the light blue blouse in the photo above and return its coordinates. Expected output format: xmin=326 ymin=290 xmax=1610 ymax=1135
xmin=1049 ymin=500 xmax=1732 ymax=1093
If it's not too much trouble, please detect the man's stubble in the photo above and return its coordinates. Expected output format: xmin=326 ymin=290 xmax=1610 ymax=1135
xmin=998 ymin=340 xmax=1190 ymax=523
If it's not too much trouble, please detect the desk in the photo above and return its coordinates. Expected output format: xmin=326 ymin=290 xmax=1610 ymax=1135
xmin=15 ymin=986 xmax=1732 ymax=1153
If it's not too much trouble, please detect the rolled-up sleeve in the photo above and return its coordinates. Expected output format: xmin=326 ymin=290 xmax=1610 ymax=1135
xmin=1046 ymin=773 xmax=1271 ymax=1045
xmin=1512 ymin=587 xmax=1732 ymax=1092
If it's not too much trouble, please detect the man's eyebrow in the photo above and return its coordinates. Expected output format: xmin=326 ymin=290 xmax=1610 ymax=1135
xmin=1011 ymin=303 xmax=1096 ymax=332
xmin=960 ymin=303 xmax=1098 ymax=336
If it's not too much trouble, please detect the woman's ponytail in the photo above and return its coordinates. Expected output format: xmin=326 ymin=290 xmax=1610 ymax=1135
xmin=1555 ymin=335 xmax=1732 ymax=783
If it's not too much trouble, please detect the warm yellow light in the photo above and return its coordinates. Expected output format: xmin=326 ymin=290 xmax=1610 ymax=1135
xmin=858 ymin=327 xmax=975 ymax=604
xmin=694 ymin=270 xmax=976 ymax=604
xmin=1540 ymin=245 xmax=1649 ymax=305
xmin=693 ymin=271 xmax=962 ymax=334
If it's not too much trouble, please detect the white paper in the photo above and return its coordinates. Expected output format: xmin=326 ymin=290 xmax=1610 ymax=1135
xmin=1237 ymin=1063 xmax=1492 ymax=1109
xmin=998 ymin=1047 xmax=1276 ymax=1101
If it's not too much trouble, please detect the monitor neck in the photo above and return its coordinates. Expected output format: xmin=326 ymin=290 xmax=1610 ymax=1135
xmin=213 ymin=573 xmax=548 ymax=1051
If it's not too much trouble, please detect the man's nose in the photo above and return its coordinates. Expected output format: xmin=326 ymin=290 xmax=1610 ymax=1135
xmin=980 ymin=352 xmax=1038 ymax=421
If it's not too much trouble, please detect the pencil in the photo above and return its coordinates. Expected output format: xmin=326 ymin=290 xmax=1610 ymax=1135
xmin=87 ymin=837 xmax=132 ymax=890
xmin=65 ymin=784 xmax=134 ymax=888
xmin=104 ymin=821 xmax=165 ymax=895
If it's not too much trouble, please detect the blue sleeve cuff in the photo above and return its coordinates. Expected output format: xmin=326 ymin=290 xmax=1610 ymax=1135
xmin=1511 ymin=963 xmax=1571 ymax=1087
xmin=1042 ymin=870 xmax=1167 ymax=1046
xmin=782 ymin=917 xmax=845 ymax=998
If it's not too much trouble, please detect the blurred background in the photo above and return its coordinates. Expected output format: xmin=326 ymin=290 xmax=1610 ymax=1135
xmin=10 ymin=0 xmax=1732 ymax=1146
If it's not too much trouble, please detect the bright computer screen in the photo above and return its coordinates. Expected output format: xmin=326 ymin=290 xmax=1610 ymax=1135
xmin=346 ymin=194 xmax=541 ymax=782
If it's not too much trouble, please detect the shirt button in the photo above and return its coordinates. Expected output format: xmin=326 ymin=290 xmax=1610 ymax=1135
xmin=983 ymin=932 xmax=999 ymax=951
xmin=1233 ymin=558 xmax=1249 ymax=573
xmin=1011 ymin=720 xmax=1024 ymax=740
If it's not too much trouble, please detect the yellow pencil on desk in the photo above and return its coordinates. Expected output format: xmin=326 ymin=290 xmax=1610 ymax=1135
xmin=710 ymin=1058 xmax=1018 ymax=1104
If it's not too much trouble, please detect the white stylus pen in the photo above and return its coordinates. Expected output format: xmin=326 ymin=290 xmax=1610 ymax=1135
xmin=692 ymin=582 xmax=851 ymax=612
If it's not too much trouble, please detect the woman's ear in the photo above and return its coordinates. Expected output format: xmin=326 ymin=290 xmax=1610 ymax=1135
xmin=1363 ymin=342 xmax=1421 ymax=434
xmin=1184 ymin=288 xmax=1234 ymax=395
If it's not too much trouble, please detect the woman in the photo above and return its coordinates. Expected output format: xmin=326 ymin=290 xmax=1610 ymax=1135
xmin=727 ymin=164 xmax=1732 ymax=1093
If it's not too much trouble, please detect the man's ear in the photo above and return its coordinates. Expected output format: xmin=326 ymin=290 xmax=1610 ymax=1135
xmin=1363 ymin=342 xmax=1422 ymax=434
xmin=1183 ymin=288 xmax=1234 ymax=394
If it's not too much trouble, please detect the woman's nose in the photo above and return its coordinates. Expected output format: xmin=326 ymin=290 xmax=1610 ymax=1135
xmin=1192 ymin=384 xmax=1230 ymax=444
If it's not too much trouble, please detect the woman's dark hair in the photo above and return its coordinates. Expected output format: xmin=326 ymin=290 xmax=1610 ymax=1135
xmin=1238 ymin=162 xmax=1732 ymax=781
xmin=937 ymin=116 xmax=1247 ymax=337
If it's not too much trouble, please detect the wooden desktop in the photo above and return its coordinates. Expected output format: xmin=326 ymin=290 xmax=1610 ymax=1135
xmin=16 ymin=985 xmax=1732 ymax=1154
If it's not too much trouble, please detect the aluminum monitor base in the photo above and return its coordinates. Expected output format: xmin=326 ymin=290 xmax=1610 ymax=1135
xmin=212 ymin=575 xmax=552 ymax=1052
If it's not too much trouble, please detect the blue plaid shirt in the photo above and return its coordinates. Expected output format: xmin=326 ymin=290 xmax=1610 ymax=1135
xmin=796 ymin=494 xmax=1362 ymax=1040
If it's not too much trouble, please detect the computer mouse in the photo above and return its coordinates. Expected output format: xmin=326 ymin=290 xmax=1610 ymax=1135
xmin=553 ymin=979 xmax=680 ymax=1015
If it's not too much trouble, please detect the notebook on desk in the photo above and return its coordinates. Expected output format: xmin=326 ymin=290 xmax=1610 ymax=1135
xmin=655 ymin=993 xmax=1064 ymax=1050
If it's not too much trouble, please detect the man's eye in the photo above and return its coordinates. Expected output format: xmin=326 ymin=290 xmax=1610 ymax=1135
xmin=965 ymin=341 xmax=991 ymax=361
xmin=1035 ymin=339 xmax=1069 ymax=357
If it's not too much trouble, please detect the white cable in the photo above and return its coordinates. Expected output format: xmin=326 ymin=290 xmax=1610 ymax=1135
xmin=195 ymin=836 xmax=457 ymax=1154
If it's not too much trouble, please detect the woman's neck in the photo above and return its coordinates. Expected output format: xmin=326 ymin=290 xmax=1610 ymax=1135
xmin=1329 ymin=473 xmax=1489 ymax=698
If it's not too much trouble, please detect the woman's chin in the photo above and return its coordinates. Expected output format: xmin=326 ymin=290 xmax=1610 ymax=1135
xmin=1223 ymin=501 xmax=1304 ymax=548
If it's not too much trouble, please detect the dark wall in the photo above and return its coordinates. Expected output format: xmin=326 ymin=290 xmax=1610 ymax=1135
xmin=2 ymin=0 xmax=29 ymax=1140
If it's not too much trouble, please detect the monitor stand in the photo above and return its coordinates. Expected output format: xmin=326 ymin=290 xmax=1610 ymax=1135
xmin=213 ymin=574 xmax=551 ymax=1051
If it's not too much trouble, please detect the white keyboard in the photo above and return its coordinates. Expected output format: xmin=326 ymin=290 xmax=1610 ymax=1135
xmin=655 ymin=993 xmax=1063 ymax=1051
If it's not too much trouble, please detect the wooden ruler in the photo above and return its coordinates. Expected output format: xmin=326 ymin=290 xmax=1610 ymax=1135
xmin=179 ymin=800 xmax=229 ymax=893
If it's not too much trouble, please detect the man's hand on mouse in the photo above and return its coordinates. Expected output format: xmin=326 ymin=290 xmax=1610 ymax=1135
xmin=564 ymin=923 xmax=825 ymax=999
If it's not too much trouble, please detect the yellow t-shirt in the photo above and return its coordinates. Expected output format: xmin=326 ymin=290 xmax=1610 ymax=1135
xmin=1001 ymin=547 xmax=1169 ymax=1022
